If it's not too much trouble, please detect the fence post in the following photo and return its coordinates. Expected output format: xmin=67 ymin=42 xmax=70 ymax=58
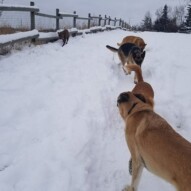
xmin=56 ymin=8 xmax=60 ymax=30
xmin=119 ymin=19 xmax=121 ymax=27
xmin=30 ymin=1 xmax=35 ymax=30
xmin=73 ymin=11 xmax=77 ymax=28
xmin=88 ymin=13 xmax=91 ymax=28
xmin=108 ymin=16 xmax=111 ymax=25
xmin=98 ymin=15 xmax=101 ymax=26
xmin=30 ymin=1 xmax=36 ymax=43
xmin=114 ymin=18 xmax=116 ymax=26
xmin=104 ymin=15 xmax=107 ymax=26
xmin=122 ymin=20 xmax=124 ymax=28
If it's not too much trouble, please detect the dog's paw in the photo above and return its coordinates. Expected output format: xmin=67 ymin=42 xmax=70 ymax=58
xmin=122 ymin=185 xmax=134 ymax=191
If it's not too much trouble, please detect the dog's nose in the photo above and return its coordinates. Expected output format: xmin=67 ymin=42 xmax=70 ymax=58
xmin=117 ymin=93 xmax=129 ymax=106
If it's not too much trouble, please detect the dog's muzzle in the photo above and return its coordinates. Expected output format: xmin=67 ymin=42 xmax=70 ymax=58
xmin=117 ymin=92 xmax=129 ymax=106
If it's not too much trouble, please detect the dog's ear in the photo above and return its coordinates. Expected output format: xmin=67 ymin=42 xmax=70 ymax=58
xmin=134 ymin=93 xmax=146 ymax=103
xmin=141 ymin=51 xmax=146 ymax=59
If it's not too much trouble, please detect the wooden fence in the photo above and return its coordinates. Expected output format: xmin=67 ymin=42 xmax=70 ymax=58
xmin=0 ymin=1 xmax=129 ymax=48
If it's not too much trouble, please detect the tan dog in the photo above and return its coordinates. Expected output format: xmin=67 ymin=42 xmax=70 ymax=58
xmin=117 ymin=91 xmax=191 ymax=191
xmin=117 ymin=36 xmax=146 ymax=51
xmin=126 ymin=64 xmax=154 ymax=175
xmin=127 ymin=64 xmax=154 ymax=108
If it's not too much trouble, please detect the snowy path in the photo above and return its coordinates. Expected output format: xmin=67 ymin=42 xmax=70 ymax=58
xmin=0 ymin=29 xmax=191 ymax=191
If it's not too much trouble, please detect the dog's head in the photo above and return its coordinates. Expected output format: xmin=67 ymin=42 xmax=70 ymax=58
xmin=58 ymin=32 xmax=61 ymax=39
xmin=117 ymin=91 xmax=146 ymax=120
xmin=140 ymin=43 xmax=147 ymax=51
xmin=132 ymin=48 xmax=146 ymax=66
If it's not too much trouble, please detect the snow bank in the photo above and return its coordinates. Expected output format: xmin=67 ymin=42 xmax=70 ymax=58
xmin=0 ymin=30 xmax=39 ymax=45
xmin=0 ymin=4 xmax=38 ymax=9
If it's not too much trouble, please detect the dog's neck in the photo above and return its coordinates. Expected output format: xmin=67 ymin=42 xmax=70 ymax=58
xmin=127 ymin=102 xmax=152 ymax=118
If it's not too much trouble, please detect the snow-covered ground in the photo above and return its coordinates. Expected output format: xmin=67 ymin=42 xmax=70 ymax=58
xmin=0 ymin=29 xmax=191 ymax=191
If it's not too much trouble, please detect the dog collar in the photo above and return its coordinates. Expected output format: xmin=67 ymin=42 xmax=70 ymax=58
xmin=128 ymin=103 xmax=138 ymax=115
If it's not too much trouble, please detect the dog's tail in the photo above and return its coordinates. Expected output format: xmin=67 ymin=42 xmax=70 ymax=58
xmin=126 ymin=64 xmax=143 ymax=83
xmin=106 ymin=45 xmax=118 ymax=52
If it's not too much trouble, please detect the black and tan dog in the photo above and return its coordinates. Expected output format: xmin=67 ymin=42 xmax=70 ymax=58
xmin=106 ymin=43 xmax=146 ymax=82
xmin=117 ymin=91 xmax=191 ymax=191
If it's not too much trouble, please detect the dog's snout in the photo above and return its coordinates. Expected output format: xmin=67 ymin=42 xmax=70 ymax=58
xmin=117 ymin=93 xmax=129 ymax=106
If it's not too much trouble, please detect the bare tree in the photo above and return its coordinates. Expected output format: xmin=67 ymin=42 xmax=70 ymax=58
xmin=155 ymin=7 xmax=163 ymax=19
xmin=142 ymin=11 xmax=152 ymax=31
xmin=0 ymin=0 xmax=5 ymax=17
xmin=172 ymin=5 xmax=185 ymax=26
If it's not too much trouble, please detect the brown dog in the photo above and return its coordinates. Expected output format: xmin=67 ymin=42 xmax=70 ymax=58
xmin=58 ymin=29 xmax=70 ymax=47
xmin=126 ymin=64 xmax=154 ymax=175
xmin=117 ymin=36 xmax=146 ymax=51
xmin=117 ymin=91 xmax=191 ymax=191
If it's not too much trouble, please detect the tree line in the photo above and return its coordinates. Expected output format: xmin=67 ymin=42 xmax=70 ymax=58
xmin=132 ymin=3 xmax=191 ymax=33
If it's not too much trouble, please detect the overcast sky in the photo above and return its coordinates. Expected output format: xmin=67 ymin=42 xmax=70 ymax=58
xmin=4 ymin=0 xmax=189 ymax=25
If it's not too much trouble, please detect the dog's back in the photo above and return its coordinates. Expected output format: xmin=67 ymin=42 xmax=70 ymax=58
xmin=137 ymin=108 xmax=191 ymax=191
xmin=117 ymin=36 xmax=146 ymax=50
xmin=58 ymin=29 xmax=70 ymax=46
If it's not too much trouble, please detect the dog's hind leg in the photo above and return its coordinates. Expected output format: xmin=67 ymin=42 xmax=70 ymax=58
xmin=66 ymin=37 xmax=69 ymax=44
xmin=62 ymin=39 xmax=66 ymax=47
xmin=124 ymin=62 xmax=132 ymax=75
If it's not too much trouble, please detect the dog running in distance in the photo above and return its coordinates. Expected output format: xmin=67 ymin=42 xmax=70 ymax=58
xmin=106 ymin=43 xmax=146 ymax=83
xmin=58 ymin=28 xmax=70 ymax=47
xmin=117 ymin=35 xmax=146 ymax=51
xmin=117 ymin=91 xmax=191 ymax=191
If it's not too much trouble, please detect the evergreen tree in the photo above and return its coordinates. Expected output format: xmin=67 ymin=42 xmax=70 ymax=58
xmin=185 ymin=4 xmax=191 ymax=27
xmin=153 ymin=4 xmax=178 ymax=32
xmin=160 ymin=4 xmax=170 ymax=31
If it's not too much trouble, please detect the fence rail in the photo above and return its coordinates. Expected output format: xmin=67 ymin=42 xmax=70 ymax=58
xmin=0 ymin=1 xmax=129 ymax=30
xmin=0 ymin=1 xmax=129 ymax=48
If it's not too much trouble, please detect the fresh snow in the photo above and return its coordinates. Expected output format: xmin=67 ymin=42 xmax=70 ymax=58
xmin=0 ymin=29 xmax=191 ymax=191
xmin=0 ymin=30 xmax=39 ymax=44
